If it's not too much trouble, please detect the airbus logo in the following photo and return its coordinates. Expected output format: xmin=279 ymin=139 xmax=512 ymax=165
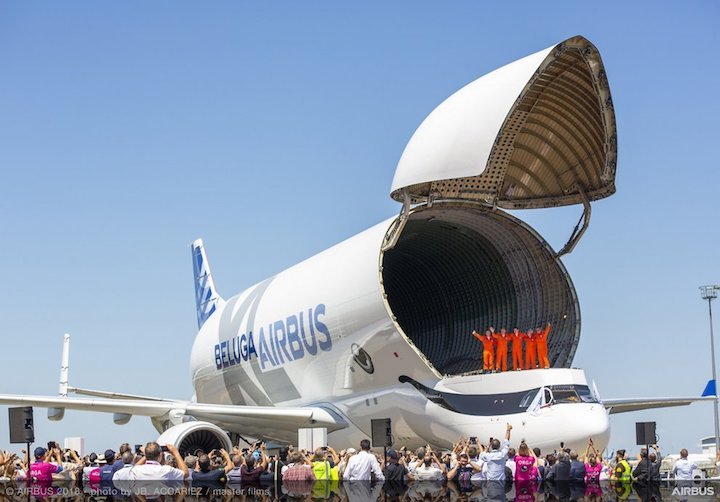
xmin=352 ymin=343 xmax=374 ymax=374
xmin=672 ymin=487 xmax=714 ymax=495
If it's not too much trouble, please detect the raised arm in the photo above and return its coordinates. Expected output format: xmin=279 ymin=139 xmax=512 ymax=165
xmin=433 ymin=452 xmax=447 ymax=474
xmin=220 ymin=449 xmax=234 ymax=473
xmin=447 ymin=463 xmax=459 ymax=480
xmin=166 ymin=444 xmax=189 ymax=479
xmin=68 ymin=449 xmax=81 ymax=464
xmin=259 ymin=443 xmax=268 ymax=471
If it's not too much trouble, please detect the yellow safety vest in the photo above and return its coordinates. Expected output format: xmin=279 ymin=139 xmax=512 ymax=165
xmin=611 ymin=459 xmax=631 ymax=482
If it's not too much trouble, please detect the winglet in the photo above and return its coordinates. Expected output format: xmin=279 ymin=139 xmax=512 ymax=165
xmin=59 ymin=334 xmax=70 ymax=397
xmin=49 ymin=333 xmax=71 ymax=421
xmin=702 ymin=380 xmax=716 ymax=397
xmin=192 ymin=239 xmax=222 ymax=329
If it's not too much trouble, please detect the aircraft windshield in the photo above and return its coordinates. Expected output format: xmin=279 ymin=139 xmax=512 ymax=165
xmin=399 ymin=377 xmax=598 ymax=416
xmin=548 ymin=385 xmax=598 ymax=404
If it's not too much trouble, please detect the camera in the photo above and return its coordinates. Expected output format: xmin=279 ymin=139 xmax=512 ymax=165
xmin=47 ymin=441 xmax=58 ymax=450
xmin=470 ymin=437 xmax=477 ymax=443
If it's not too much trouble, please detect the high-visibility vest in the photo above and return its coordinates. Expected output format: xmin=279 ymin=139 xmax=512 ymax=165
xmin=611 ymin=459 xmax=631 ymax=482
xmin=312 ymin=460 xmax=332 ymax=480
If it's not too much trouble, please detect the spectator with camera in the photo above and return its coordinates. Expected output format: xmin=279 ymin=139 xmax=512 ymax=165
xmin=311 ymin=446 xmax=339 ymax=481
xmin=127 ymin=442 xmax=188 ymax=482
xmin=28 ymin=446 xmax=63 ymax=484
xmin=478 ymin=423 xmax=512 ymax=480
xmin=412 ymin=447 xmax=446 ymax=481
xmin=192 ymin=449 xmax=233 ymax=484
xmin=343 ymin=439 xmax=385 ymax=481
xmin=241 ymin=442 xmax=268 ymax=485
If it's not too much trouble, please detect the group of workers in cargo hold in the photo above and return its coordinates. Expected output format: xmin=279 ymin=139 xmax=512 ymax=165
xmin=472 ymin=323 xmax=551 ymax=373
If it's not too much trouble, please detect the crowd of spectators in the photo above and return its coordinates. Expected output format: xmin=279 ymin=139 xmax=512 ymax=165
xmin=0 ymin=427 xmax=710 ymax=500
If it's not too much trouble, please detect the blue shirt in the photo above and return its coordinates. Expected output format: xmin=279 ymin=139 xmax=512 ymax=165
xmin=99 ymin=461 xmax=122 ymax=482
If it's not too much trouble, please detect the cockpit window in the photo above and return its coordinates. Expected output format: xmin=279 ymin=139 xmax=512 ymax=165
xmin=399 ymin=376 xmax=598 ymax=416
xmin=519 ymin=389 xmax=538 ymax=408
xmin=549 ymin=385 xmax=598 ymax=404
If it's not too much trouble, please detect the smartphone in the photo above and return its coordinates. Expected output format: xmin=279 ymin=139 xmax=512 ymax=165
xmin=161 ymin=445 xmax=169 ymax=452
xmin=135 ymin=444 xmax=143 ymax=455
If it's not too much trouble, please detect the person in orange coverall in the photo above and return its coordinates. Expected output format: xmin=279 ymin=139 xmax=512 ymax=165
xmin=535 ymin=322 xmax=551 ymax=369
xmin=493 ymin=328 xmax=511 ymax=372
xmin=524 ymin=329 xmax=538 ymax=370
xmin=510 ymin=328 xmax=524 ymax=371
xmin=472 ymin=329 xmax=495 ymax=372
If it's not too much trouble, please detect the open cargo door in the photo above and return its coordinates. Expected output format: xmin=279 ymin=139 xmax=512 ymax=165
xmin=390 ymin=35 xmax=616 ymax=210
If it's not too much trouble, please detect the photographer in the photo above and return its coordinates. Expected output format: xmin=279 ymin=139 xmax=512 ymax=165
xmin=241 ymin=442 xmax=268 ymax=485
xmin=28 ymin=446 xmax=63 ymax=484
xmin=478 ymin=424 xmax=512 ymax=480
xmin=447 ymin=452 xmax=481 ymax=482
xmin=383 ymin=449 xmax=413 ymax=482
xmin=343 ymin=439 xmax=384 ymax=481
xmin=283 ymin=450 xmax=315 ymax=482
xmin=311 ymin=446 xmax=339 ymax=481
xmin=127 ymin=442 xmax=188 ymax=481
xmin=192 ymin=449 xmax=233 ymax=484
xmin=111 ymin=451 xmax=135 ymax=484
xmin=413 ymin=447 xmax=445 ymax=481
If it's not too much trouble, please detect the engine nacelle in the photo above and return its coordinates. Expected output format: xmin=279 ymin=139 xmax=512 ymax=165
xmin=156 ymin=421 xmax=232 ymax=455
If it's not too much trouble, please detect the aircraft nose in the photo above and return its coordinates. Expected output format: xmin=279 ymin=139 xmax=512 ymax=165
xmin=580 ymin=405 xmax=610 ymax=449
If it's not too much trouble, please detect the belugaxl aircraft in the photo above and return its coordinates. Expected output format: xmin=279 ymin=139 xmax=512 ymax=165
xmin=1 ymin=35 xmax=708 ymax=454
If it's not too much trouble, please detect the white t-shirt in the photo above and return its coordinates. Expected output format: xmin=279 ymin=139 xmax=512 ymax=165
xmin=128 ymin=460 xmax=185 ymax=482
xmin=112 ymin=464 xmax=133 ymax=482
xmin=506 ymin=459 xmax=516 ymax=477
xmin=673 ymin=458 xmax=697 ymax=480
xmin=414 ymin=464 xmax=444 ymax=481
xmin=343 ymin=450 xmax=385 ymax=481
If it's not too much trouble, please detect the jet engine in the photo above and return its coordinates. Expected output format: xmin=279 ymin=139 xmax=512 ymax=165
xmin=156 ymin=421 xmax=232 ymax=455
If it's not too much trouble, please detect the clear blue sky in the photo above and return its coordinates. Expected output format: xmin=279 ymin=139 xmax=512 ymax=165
xmin=1 ymin=1 xmax=719 ymax=455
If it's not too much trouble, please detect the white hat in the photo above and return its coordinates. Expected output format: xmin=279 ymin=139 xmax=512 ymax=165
xmin=96 ymin=454 xmax=107 ymax=464
xmin=346 ymin=448 xmax=357 ymax=454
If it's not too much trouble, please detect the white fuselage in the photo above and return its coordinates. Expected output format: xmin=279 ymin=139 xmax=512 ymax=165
xmin=189 ymin=203 xmax=610 ymax=452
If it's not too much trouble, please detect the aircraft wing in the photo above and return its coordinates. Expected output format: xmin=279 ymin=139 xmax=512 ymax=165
xmin=602 ymin=396 xmax=714 ymax=414
xmin=0 ymin=393 xmax=345 ymax=430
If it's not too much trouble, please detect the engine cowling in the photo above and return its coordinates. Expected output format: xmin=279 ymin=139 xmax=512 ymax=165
xmin=156 ymin=421 xmax=232 ymax=455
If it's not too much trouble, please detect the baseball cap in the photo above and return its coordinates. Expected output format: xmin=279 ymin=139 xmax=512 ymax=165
xmin=386 ymin=449 xmax=398 ymax=459
xmin=104 ymin=449 xmax=116 ymax=462
xmin=34 ymin=447 xmax=47 ymax=459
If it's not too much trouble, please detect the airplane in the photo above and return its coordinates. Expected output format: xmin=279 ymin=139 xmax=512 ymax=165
xmin=0 ymin=35 xmax=711 ymax=455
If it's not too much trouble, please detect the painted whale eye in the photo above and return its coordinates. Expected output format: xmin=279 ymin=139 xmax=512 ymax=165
xmin=351 ymin=343 xmax=374 ymax=374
